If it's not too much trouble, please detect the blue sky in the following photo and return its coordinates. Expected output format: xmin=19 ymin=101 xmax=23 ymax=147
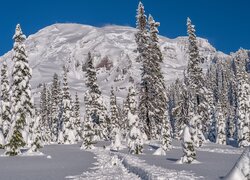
xmin=0 ymin=0 xmax=249 ymax=56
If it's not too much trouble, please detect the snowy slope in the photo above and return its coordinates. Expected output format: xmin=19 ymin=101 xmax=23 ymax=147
xmin=0 ymin=23 xmax=229 ymax=106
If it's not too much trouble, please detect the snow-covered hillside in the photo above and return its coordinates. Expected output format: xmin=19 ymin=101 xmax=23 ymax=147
xmin=0 ymin=23 xmax=229 ymax=106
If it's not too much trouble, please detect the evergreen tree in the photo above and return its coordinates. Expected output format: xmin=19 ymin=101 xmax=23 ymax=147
xmin=135 ymin=1 xmax=148 ymax=60
xmin=235 ymin=49 xmax=250 ymax=147
xmin=39 ymin=84 xmax=51 ymax=144
xmin=127 ymin=110 xmax=143 ymax=154
xmin=85 ymin=52 xmax=109 ymax=140
xmin=0 ymin=61 xmax=11 ymax=138
xmin=5 ymin=114 xmax=26 ymax=156
xmin=161 ymin=111 xmax=172 ymax=151
xmin=81 ymin=90 xmax=95 ymax=149
xmin=109 ymin=87 xmax=122 ymax=150
xmin=61 ymin=68 xmax=76 ymax=144
xmin=51 ymin=73 xmax=60 ymax=142
xmin=216 ymin=101 xmax=226 ymax=145
xmin=127 ymin=86 xmax=143 ymax=154
xmin=136 ymin=3 xmax=169 ymax=140
xmin=74 ymin=92 xmax=82 ymax=141
xmin=181 ymin=125 xmax=196 ymax=164
xmin=186 ymin=18 xmax=205 ymax=147
xmin=172 ymin=82 xmax=189 ymax=140
xmin=206 ymin=66 xmax=216 ymax=142
xmin=29 ymin=111 xmax=43 ymax=152
xmin=5 ymin=24 xmax=34 ymax=155
xmin=121 ymin=99 xmax=129 ymax=138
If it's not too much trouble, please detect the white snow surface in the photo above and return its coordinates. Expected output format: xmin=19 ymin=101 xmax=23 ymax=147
xmin=225 ymin=147 xmax=250 ymax=180
xmin=67 ymin=147 xmax=140 ymax=180
xmin=0 ymin=23 xmax=227 ymax=109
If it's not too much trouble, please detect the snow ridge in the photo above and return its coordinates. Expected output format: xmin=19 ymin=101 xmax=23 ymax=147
xmin=68 ymin=147 xmax=140 ymax=180
xmin=116 ymin=152 xmax=203 ymax=180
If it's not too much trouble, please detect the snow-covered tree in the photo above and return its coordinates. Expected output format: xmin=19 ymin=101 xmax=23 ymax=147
xmin=127 ymin=87 xmax=143 ymax=154
xmin=0 ymin=61 xmax=11 ymax=138
xmin=127 ymin=111 xmax=143 ymax=154
xmin=186 ymin=18 xmax=205 ymax=147
xmin=161 ymin=111 xmax=172 ymax=151
xmin=4 ymin=114 xmax=26 ymax=156
xmin=235 ymin=49 xmax=250 ymax=147
xmin=81 ymin=91 xmax=95 ymax=150
xmin=181 ymin=125 xmax=196 ymax=164
xmin=136 ymin=3 xmax=169 ymax=140
xmin=216 ymin=101 xmax=226 ymax=145
xmin=84 ymin=52 xmax=109 ymax=140
xmin=74 ymin=92 xmax=82 ymax=141
xmin=60 ymin=68 xmax=76 ymax=144
xmin=29 ymin=111 xmax=43 ymax=152
xmin=51 ymin=73 xmax=60 ymax=142
xmin=135 ymin=1 xmax=148 ymax=60
xmin=109 ymin=87 xmax=122 ymax=150
xmin=5 ymin=24 xmax=34 ymax=156
xmin=39 ymin=84 xmax=51 ymax=144
xmin=172 ymin=82 xmax=189 ymax=140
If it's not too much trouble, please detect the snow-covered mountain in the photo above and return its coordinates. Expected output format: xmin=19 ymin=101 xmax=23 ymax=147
xmin=0 ymin=23 xmax=229 ymax=106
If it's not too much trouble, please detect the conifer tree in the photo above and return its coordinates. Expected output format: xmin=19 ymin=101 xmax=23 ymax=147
xmin=186 ymin=18 xmax=205 ymax=147
xmin=28 ymin=111 xmax=43 ymax=152
xmin=136 ymin=3 xmax=169 ymax=140
xmin=235 ymin=49 xmax=250 ymax=147
xmin=74 ymin=92 xmax=82 ymax=141
xmin=0 ymin=61 xmax=11 ymax=138
xmin=39 ymin=84 xmax=51 ymax=144
xmin=172 ymin=82 xmax=189 ymax=140
xmin=161 ymin=111 xmax=172 ymax=151
xmin=51 ymin=73 xmax=60 ymax=142
xmin=81 ymin=91 xmax=95 ymax=149
xmin=61 ymin=68 xmax=76 ymax=144
xmin=5 ymin=24 xmax=33 ymax=155
xmin=127 ymin=86 xmax=143 ymax=154
xmin=85 ymin=52 xmax=109 ymax=140
xmin=109 ymin=87 xmax=122 ymax=150
xmin=181 ymin=125 xmax=196 ymax=164
xmin=216 ymin=101 xmax=226 ymax=145
xmin=135 ymin=1 xmax=148 ymax=59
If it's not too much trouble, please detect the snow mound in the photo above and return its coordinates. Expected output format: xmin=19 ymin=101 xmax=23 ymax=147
xmin=176 ymin=159 xmax=201 ymax=164
xmin=225 ymin=147 xmax=250 ymax=180
xmin=20 ymin=150 xmax=44 ymax=156
xmin=153 ymin=147 xmax=166 ymax=156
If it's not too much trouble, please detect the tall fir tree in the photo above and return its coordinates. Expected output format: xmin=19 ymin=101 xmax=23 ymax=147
xmin=127 ymin=86 xmax=143 ymax=154
xmin=215 ymin=101 xmax=226 ymax=145
xmin=172 ymin=80 xmax=189 ymax=140
xmin=39 ymin=84 xmax=51 ymax=144
xmin=5 ymin=24 xmax=34 ymax=156
xmin=136 ymin=2 xmax=169 ymax=140
xmin=0 ymin=61 xmax=11 ymax=138
xmin=60 ymin=68 xmax=76 ymax=144
xmin=109 ymin=87 xmax=122 ymax=150
xmin=186 ymin=18 xmax=205 ymax=147
xmin=81 ymin=91 xmax=95 ymax=149
xmin=51 ymin=73 xmax=60 ymax=142
xmin=235 ymin=49 xmax=250 ymax=147
xmin=85 ymin=52 xmax=109 ymax=140
xmin=74 ymin=92 xmax=82 ymax=141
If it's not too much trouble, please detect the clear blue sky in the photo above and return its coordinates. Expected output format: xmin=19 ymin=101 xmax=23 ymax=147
xmin=0 ymin=0 xmax=249 ymax=56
